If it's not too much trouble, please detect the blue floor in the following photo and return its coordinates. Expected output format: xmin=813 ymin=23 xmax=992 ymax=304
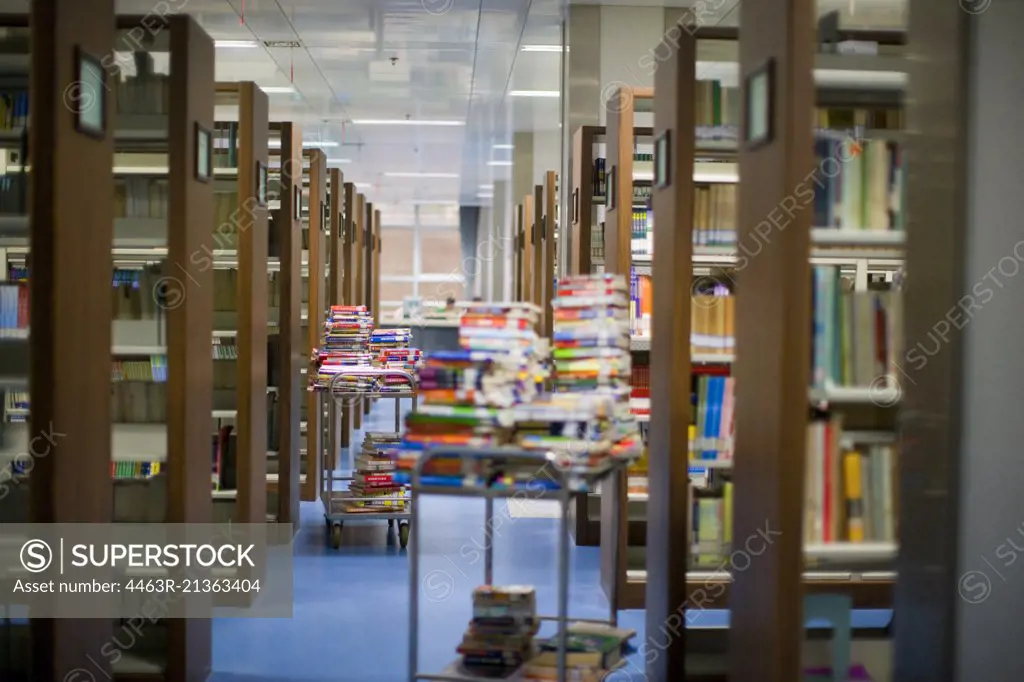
xmin=211 ymin=402 xmax=893 ymax=682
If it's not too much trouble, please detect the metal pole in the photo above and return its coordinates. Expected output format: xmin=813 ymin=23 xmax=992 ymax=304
xmin=608 ymin=467 xmax=620 ymax=627
xmin=484 ymin=494 xmax=494 ymax=585
xmin=557 ymin=490 xmax=570 ymax=682
xmin=409 ymin=488 xmax=421 ymax=681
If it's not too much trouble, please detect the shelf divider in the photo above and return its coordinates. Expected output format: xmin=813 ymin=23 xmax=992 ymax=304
xmin=273 ymin=120 xmax=302 ymax=528
xmin=640 ymin=23 xmax=698 ymax=681
xmin=543 ymin=171 xmax=557 ymax=340
xmin=217 ymin=80 xmax=269 ymax=527
xmin=29 ymin=2 xmax=115 ymax=677
xmin=339 ymin=180 xmax=355 ymax=449
xmin=302 ymin=150 xmax=327 ymax=501
xmin=729 ymin=3 xmax=815 ymax=680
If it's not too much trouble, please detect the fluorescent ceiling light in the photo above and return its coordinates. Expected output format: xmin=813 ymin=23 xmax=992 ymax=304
xmin=215 ymin=40 xmax=259 ymax=49
xmin=384 ymin=172 xmax=459 ymax=179
xmin=352 ymin=119 xmax=465 ymax=127
xmin=409 ymin=200 xmax=458 ymax=206
xmin=487 ymin=161 xmax=513 ymax=167
xmin=262 ymin=86 xmax=296 ymax=94
xmin=521 ymin=45 xmax=567 ymax=52
xmin=492 ymin=144 xmax=514 ymax=150
xmin=477 ymin=193 xmax=494 ymax=199
xmin=303 ymin=141 xmax=339 ymax=148
xmin=509 ymin=90 xmax=560 ymax=98
xmin=326 ymin=158 xmax=351 ymax=164
xmin=479 ymin=184 xmax=493 ymax=190
xmin=354 ymin=183 xmax=372 ymax=189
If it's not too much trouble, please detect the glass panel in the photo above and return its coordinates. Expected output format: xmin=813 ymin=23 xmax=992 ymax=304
xmin=420 ymin=228 xmax=461 ymax=275
xmin=381 ymin=227 xmax=415 ymax=277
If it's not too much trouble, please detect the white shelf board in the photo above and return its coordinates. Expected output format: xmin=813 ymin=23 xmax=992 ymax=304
xmin=688 ymin=459 xmax=734 ymax=469
xmin=212 ymin=489 xmax=237 ymax=500
xmin=808 ymin=385 xmax=901 ymax=405
xmin=112 ymin=423 xmax=167 ymax=462
xmin=805 ymin=542 xmax=897 ymax=562
xmin=811 ymin=228 xmax=905 ymax=248
xmin=693 ymin=353 xmax=734 ymax=364
xmin=112 ymin=345 xmax=166 ymax=355
xmin=633 ymin=161 xmax=738 ymax=184
xmin=212 ymin=410 xmax=237 ymax=419
xmin=266 ymin=473 xmax=307 ymax=484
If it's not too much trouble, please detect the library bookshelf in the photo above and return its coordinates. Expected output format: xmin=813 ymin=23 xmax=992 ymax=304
xmin=210 ymin=81 xmax=269 ymax=534
xmin=266 ymin=121 xmax=303 ymax=529
xmin=301 ymin=149 xmax=328 ymax=502
xmin=542 ymin=171 xmax=558 ymax=340
xmin=337 ymin=179 xmax=356 ymax=450
xmin=616 ymin=21 xmax=908 ymax=682
xmin=0 ymin=11 xmax=225 ymax=680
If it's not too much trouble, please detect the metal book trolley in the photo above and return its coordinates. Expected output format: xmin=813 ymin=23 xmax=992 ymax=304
xmin=408 ymin=442 xmax=638 ymax=682
xmin=317 ymin=367 xmax=419 ymax=549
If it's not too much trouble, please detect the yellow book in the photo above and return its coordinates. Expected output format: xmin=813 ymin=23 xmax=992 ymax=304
xmin=843 ymin=450 xmax=864 ymax=542
xmin=723 ymin=481 xmax=733 ymax=547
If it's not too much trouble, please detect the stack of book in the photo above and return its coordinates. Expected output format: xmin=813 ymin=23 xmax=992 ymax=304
xmin=525 ymin=621 xmax=636 ymax=681
xmin=0 ymin=281 xmax=28 ymax=338
xmin=458 ymin=585 xmax=538 ymax=672
xmin=692 ymin=374 xmax=735 ymax=464
xmin=812 ymin=131 xmax=905 ymax=232
xmin=395 ymin=304 xmax=541 ymax=485
xmin=551 ymin=275 xmax=631 ymax=398
xmin=346 ymin=432 xmax=405 ymax=512
xmin=311 ymin=305 xmax=375 ymax=391
xmin=111 ymin=461 xmax=162 ymax=480
xmin=811 ymin=266 xmax=902 ymax=388
xmin=370 ymin=327 xmax=421 ymax=393
xmin=805 ymin=415 xmax=896 ymax=545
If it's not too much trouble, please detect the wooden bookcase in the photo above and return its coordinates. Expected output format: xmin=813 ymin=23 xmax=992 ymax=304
xmin=542 ymin=172 xmax=558 ymax=344
xmin=338 ymin=181 xmax=355 ymax=449
xmin=302 ymin=150 xmax=328 ymax=502
xmin=635 ymin=23 xmax=907 ymax=681
xmin=512 ymin=204 xmax=524 ymax=301
xmin=212 ymin=81 xmax=269 ymax=529
xmin=373 ymin=208 xmax=381 ymax=326
xmin=4 ymin=11 xmax=220 ymax=680
xmin=267 ymin=121 xmax=302 ymax=529
xmin=523 ymin=194 xmax=535 ymax=308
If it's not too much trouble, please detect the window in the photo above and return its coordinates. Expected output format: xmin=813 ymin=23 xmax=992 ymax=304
xmin=379 ymin=206 xmax=466 ymax=307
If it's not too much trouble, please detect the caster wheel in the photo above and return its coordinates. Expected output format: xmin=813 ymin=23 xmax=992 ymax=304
xmin=330 ymin=524 xmax=342 ymax=550
xmin=388 ymin=519 xmax=395 ymax=528
xmin=399 ymin=523 xmax=410 ymax=549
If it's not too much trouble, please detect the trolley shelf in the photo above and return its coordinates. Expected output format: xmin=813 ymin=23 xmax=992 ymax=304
xmin=317 ymin=368 xmax=419 ymax=549
xmin=409 ymin=445 xmax=637 ymax=682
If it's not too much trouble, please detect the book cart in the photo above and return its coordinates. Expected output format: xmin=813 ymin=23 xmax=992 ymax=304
xmin=407 ymin=445 xmax=636 ymax=682
xmin=316 ymin=367 xmax=419 ymax=549
xmin=635 ymin=21 xmax=906 ymax=681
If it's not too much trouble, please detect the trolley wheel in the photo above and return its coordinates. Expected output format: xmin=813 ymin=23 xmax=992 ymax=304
xmin=388 ymin=519 xmax=395 ymax=529
xmin=330 ymin=523 xmax=342 ymax=550
xmin=399 ymin=523 xmax=410 ymax=549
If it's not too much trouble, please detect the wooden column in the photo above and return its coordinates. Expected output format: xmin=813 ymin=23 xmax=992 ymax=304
xmin=513 ymin=205 xmax=523 ymax=300
xmin=543 ymin=172 xmax=557 ymax=339
xmin=163 ymin=16 xmax=217 ymax=680
xmin=327 ymin=168 xmax=343 ymax=307
xmin=224 ymin=81 xmax=269 ymax=526
xmin=522 ymin=196 xmax=534 ymax=306
xmin=30 ymin=1 xmax=114 ymax=678
xmin=363 ymin=201 xmax=373 ymax=416
xmin=571 ymin=127 xmax=596 ymax=275
xmin=275 ymin=122 xmax=302 ymax=528
xmin=303 ymin=150 xmax=327 ymax=502
xmin=373 ymin=209 xmax=381 ymax=326
xmin=352 ymin=193 xmax=364 ymax=430
xmin=604 ymin=89 xmax=633 ymax=276
xmin=731 ymin=2 xmax=815 ymax=680
xmin=644 ymin=25 xmax=696 ymax=682
xmin=531 ymin=185 xmax=543 ymax=311
xmin=342 ymin=183 xmax=355 ymax=306
xmin=339 ymin=181 xmax=355 ymax=448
